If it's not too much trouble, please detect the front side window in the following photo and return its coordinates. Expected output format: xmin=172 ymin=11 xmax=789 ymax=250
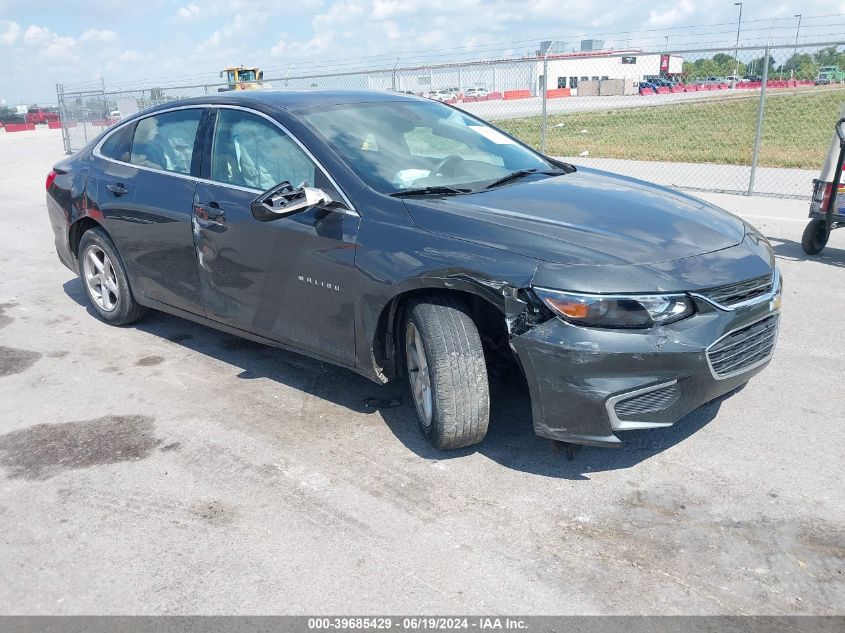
xmin=302 ymin=101 xmax=553 ymax=193
xmin=129 ymin=109 xmax=202 ymax=174
xmin=211 ymin=109 xmax=316 ymax=191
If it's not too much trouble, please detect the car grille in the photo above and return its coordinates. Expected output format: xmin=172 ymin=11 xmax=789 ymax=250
xmin=698 ymin=274 xmax=773 ymax=307
xmin=614 ymin=383 xmax=680 ymax=419
xmin=707 ymin=314 xmax=779 ymax=379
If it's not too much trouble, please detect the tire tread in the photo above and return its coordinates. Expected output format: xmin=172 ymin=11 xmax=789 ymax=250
xmin=404 ymin=295 xmax=489 ymax=449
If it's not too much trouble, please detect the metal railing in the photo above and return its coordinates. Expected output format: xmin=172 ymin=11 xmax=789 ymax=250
xmin=56 ymin=41 xmax=845 ymax=198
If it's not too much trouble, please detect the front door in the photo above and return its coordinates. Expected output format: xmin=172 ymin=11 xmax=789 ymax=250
xmin=192 ymin=107 xmax=360 ymax=364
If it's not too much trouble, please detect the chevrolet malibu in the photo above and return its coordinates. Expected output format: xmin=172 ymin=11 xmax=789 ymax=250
xmin=46 ymin=90 xmax=782 ymax=451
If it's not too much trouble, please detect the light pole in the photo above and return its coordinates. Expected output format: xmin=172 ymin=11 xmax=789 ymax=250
xmin=732 ymin=2 xmax=743 ymax=87
xmin=664 ymin=36 xmax=669 ymax=52
xmin=791 ymin=14 xmax=802 ymax=79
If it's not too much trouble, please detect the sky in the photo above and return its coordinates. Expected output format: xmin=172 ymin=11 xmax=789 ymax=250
xmin=1 ymin=0 xmax=843 ymax=104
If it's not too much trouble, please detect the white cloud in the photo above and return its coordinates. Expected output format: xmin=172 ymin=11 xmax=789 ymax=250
xmin=0 ymin=20 xmax=20 ymax=46
xmin=18 ymin=24 xmax=78 ymax=61
xmin=371 ymin=0 xmax=417 ymax=20
xmin=105 ymin=49 xmax=145 ymax=70
xmin=647 ymin=0 xmax=695 ymax=27
xmin=381 ymin=19 xmax=400 ymax=40
xmin=80 ymin=28 xmax=118 ymax=43
xmin=197 ymin=30 xmax=222 ymax=51
xmin=270 ymin=36 xmax=292 ymax=57
xmin=23 ymin=24 xmax=50 ymax=44
xmin=39 ymin=34 xmax=76 ymax=60
xmin=177 ymin=3 xmax=201 ymax=18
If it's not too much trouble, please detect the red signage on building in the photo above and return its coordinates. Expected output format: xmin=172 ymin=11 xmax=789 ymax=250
xmin=660 ymin=54 xmax=670 ymax=73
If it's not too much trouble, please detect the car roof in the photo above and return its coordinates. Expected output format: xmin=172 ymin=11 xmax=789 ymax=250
xmin=143 ymin=89 xmax=426 ymax=115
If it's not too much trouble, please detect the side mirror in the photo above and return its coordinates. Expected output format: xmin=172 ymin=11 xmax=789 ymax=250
xmin=258 ymin=71 xmax=264 ymax=80
xmin=250 ymin=181 xmax=331 ymax=222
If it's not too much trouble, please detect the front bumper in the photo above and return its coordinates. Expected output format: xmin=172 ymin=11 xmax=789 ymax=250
xmin=510 ymin=272 xmax=782 ymax=448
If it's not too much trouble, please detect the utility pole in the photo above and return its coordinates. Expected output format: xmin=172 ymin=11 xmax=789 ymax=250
xmin=541 ymin=41 xmax=554 ymax=154
xmin=732 ymin=2 xmax=743 ymax=87
xmin=749 ymin=21 xmax=778 ymax=196
xmin=791 ymin=14 xmax=802 ymax=79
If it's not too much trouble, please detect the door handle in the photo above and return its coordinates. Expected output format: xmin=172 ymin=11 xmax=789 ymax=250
xmin=106 ymin=182 xmax=129 ymax=196
xmin=195 ymin=201 xmax=225 ymax=221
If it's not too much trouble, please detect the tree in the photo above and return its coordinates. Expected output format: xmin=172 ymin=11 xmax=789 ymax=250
xmin=682 ymin=54 xmax=745 ymax=80
xmin=814 ymin=46 xmax=845 ymax=67
xmin=796 ymin=61 xmax=820 ymax=81
xmin=747 ymin=55 xmax=776 ymax=76
xmin=682 ymin=57 xmax=719 ymax=79
xmin=780 ymin=53 xmax=814 ymax=74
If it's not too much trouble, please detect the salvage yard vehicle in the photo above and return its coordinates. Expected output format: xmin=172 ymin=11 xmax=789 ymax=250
xmin=46 ymin=90 xmax=782 ymax=451
xmin=25 ymin=107 xmax=59 ymax=125
xmin=219 ymin=66 xmax=266 ymax=91
xmin=802 ymin=115 xmax=845 ymax=255
xmin=426 ymin=89 xmax=458 ymax=102
xmin=817 ymin=65 xmax=845 ymax=84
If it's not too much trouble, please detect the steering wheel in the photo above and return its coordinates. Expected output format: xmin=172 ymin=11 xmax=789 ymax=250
xmin=431 ymin=154 xmax=464 ymax=177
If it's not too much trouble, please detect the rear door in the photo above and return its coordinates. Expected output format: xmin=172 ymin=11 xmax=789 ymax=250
xmin=91 ymin=107 xmax=206 ymax=315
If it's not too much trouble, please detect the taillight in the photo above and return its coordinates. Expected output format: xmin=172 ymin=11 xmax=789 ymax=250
xmin=45 ymin=169 xmax=57 ymax=191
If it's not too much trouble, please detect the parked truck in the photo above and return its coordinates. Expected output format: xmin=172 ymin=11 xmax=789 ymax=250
xmin=816 ymin=66 xmax=845 ymax=85
xmin=25 ymin=107 xmax=60 ymax=125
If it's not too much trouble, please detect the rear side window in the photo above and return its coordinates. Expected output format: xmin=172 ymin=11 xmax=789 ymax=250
xmin=129 ymin=109 xmax=203 ymax=174
xmin=99 ymin=123 xmax=135 ymax=162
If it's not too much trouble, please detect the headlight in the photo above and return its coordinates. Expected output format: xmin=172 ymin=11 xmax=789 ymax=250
xmin=533 ymin=287 xmax=694 ymax=329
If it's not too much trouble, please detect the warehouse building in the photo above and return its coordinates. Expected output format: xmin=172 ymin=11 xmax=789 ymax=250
xmin=366 ymin=41 xmax=684 ymax=96
xmin=541 ymin=49 xmax=684 ymax=94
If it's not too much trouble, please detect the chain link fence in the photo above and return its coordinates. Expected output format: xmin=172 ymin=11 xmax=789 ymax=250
xmin=56 ymin=41 xmax=845 ymax=198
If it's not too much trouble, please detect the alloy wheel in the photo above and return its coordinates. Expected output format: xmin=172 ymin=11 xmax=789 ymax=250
xmin=405 ymin=321 xmax=433 ymax=426
xmin=82 ymin=245 xmax=120 ymax=312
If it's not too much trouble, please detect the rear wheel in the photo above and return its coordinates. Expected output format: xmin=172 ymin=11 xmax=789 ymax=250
xmin=78 ymin=227 xmax=147 ymax=325
xmin=801 ymin=218 xmax=830 ymax=255
xmin=402 ymin=295 xmax=489 ymax=450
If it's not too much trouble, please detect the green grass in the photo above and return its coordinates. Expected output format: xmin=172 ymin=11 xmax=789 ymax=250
xmin=494 ymin=88 xmax=845 ymax=169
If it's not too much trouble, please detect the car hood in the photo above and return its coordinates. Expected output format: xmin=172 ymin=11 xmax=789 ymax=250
xmin=402 ymin=168 xmax=746 ymax=267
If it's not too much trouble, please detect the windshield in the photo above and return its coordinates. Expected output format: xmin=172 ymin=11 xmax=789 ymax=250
xmin=301 ymin=100 xmax=555 ymax=193
xmin=239 ymin=70 xmax=257 ymax=82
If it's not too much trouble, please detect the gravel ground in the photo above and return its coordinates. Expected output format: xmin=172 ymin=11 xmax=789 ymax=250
xmin=0 ymin=127 xmax=843 ymax=615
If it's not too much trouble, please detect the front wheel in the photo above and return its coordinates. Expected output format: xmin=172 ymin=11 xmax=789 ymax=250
xmin=801 ymin=218 xmax=830 ymax=255
xmin=402 ymin=296 xmax=490 ymax=450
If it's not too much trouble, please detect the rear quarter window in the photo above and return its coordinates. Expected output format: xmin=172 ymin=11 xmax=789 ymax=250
xmin=99 ymin=123 xmax=136 ymax=162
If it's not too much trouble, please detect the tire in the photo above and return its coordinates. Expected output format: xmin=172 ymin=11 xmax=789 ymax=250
xmin=801 ymin=218 xmax=830 ymax=255
xmin=402 ymin=295 xmax=490 ymax=450
xmin=78 ymin=227 xmax=147 ymax=325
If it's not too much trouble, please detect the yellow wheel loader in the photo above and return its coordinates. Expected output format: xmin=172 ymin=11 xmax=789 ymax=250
xmin=219 ymin=67 xmax=266 ymax=92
